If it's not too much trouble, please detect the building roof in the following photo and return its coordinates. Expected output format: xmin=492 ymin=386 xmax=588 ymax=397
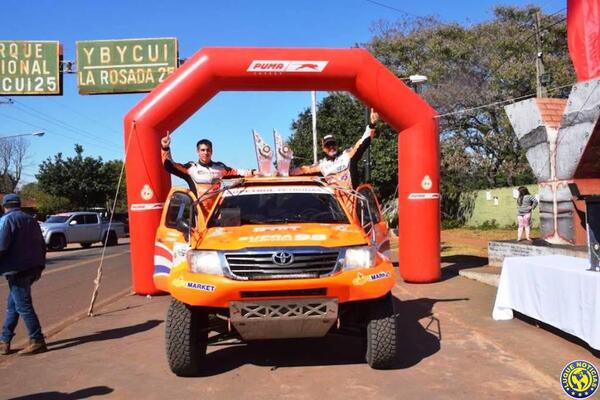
xmin=535 ymin=98 xmax=567 ymax=129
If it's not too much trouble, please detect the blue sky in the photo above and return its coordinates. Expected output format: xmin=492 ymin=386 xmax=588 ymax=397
xmin=0 ymin=0 xmax=565 ymax=186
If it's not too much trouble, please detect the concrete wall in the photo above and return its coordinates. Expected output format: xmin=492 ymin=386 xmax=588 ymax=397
xmin=465 ymin=184 xmax=539 ymax=228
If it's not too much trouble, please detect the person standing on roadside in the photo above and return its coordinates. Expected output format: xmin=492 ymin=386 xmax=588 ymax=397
xmin=516 ymin=186 xmax=538 ymax=242
xmin=0 ymin=194 xmax=47 ymax=355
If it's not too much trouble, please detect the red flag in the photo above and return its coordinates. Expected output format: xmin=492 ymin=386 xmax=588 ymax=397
xmin=252 ymin=130 xmax=273 ymax=176
xmin=568 ymin=0 xmax=600 ymax=81
xmin=273 ymin=129 xmax=293 ymax=176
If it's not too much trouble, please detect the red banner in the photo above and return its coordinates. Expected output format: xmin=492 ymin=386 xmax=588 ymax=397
xmin=568 ymin=0 xmax=600 ymax=81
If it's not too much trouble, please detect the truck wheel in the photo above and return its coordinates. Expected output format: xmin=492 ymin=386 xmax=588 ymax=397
xmin=365 ymin=291 xmax=398 ymax=369
xmin=48 ymin=234 xmax=66 ymax=251
xmin=105 ymin=231 xmax=118 ymax=246
xmin=80 ymin=242 xmax=93 ymax=249
xmin=165 ymin=299 xmax=208 ymax=377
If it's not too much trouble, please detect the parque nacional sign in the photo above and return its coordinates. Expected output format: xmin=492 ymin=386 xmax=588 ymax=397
xmin=0 ymin=40 xmax=62 ymax=95
xmin=76 ymin=38 xmax=178 ymax=94
xmin=0 ymin=37 xmax=178 ymax=96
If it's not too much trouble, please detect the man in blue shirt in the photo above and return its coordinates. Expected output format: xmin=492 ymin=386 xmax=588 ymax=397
xmin=0 ymin=194 xmax=47 ymax=355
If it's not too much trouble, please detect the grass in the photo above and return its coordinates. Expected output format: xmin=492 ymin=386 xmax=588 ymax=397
xmin=390 ymin=227 xmax=536 ymax=259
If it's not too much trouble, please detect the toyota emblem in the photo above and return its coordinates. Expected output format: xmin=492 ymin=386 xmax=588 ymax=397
xmin=272 ymin=251 xmax=294 ymax=266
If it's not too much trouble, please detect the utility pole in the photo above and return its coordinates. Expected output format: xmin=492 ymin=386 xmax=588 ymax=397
xmin=311 ymin=91 xmax=318 ymax=164
xmin=533 ymin=10 xmax=548 ymax=98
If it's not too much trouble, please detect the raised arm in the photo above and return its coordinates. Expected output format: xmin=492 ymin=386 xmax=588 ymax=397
xmin=289 ymin=163 xmax=321 ymax=176
xmin=160 ymin=133 xmax=190 ymax=180
xmin=348 ymin=108 xmax=379 ymax=160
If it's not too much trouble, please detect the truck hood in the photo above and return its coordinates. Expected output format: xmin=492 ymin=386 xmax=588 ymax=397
xmin=198 ymin=223 xmax=367 ymax=250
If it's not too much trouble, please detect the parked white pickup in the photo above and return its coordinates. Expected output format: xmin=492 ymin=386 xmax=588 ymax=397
xmin=40 ymin=211 xmax=126 ymax=251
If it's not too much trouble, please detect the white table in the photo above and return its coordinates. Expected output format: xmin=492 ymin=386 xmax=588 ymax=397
xmin=493 ymin=255 xmax=600 ymax=350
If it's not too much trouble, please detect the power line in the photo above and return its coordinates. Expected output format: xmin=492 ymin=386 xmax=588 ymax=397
xmin=11 ymin=100 xmax=121 ymax=148
xmin=0 ymin=111 xmax=119 ymax=153
xmin=364 ymin=0 xmax=417 ymax=17
xmin=547 ymin=7 xmax=566 ymax=18
xmin=46 ymin=97 xmax=123 ymax=137
xmin=11 ymin=100 xmax=120 ymax=147
xmin=541 ymin=15 xmax=567 ymax=31
xmin=486 ymin=12 xmax=567 ymax=81
xmin=435 ymin=82 xmax=574 ymax=119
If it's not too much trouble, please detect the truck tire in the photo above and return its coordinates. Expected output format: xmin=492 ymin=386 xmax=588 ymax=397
xmin=165 ymin=299 xmax=208 ymax=377
xmin=48 ymin=234 xmax=66 ymax=251
xmin=105 ymin=231 xmax=118 ymax=246
xmin=80 ymin=242 xmax=93 ymax=249
xmin=365 ymin=291 xmax=398 ymax=369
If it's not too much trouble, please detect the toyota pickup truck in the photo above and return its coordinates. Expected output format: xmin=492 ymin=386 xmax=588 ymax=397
xmin=154 ymin=177 xmax=396 ymax=376
xmin=41 ymin=211 xmax=126 ymax=250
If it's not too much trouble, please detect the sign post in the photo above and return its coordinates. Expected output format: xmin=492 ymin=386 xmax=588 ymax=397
xmin=0 ymin=40 xmax=62 ymax=95
xmin=76 ymin=38 xmax=178 ymax=94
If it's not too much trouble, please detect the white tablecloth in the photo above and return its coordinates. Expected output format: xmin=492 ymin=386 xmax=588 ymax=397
xmin=493 ymin=255 xmax=600 ymax=350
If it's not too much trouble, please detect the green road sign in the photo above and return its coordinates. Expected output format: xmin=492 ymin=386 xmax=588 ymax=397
xmin=0 ymin=40 xmax=62 ymax=95
xmin=77 ymin=38 xmax=178 ymax=94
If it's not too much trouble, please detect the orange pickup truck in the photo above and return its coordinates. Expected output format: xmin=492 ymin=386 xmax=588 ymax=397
xmin=154 ymin=176 xmax=397 ymax=376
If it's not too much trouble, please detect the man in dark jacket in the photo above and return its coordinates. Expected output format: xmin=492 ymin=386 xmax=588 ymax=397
xmin=0 ymin=194 xmax=47 ymax=355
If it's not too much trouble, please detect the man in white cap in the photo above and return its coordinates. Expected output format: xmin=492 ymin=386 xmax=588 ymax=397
xmin=0 ymin=194 xmax=47 ymax=355
xmin=290 ymin=108 xmax=379 ymax=189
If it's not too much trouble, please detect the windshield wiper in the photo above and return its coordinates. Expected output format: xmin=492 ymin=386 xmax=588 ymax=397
xmin=266 ymin=218 xmax=292 ymax=224
xmin=240 ymin=218 xmax=266 ymax=225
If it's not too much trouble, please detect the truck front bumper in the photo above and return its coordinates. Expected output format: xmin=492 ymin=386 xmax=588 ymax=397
xmin=156 ymin=261 xmax=396 ymax=308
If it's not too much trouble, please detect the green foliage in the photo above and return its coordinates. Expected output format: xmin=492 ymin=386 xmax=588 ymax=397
xmin=35 ymin=145 xmax=127 ymax=212
xmin=19 ymin=182 xmax=71 ymax=215
xmin=441 ymin=191 xmax=477 ymax=227
xmin=102 ymin=159 xmax=128 ymax=213
xmin=477 ymin=219 xmax=500 ymax=230
xmin=380 ymin=197 xmax=398 ymax=227
xmin=367 ymin=6 xmax=573 ymax=194
xmin=288 ymin=6 xmax=572 ymax=227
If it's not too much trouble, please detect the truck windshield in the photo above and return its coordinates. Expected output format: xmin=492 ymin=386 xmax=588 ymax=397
xmin=45 ymin=215 xmax=69 ymax=223
xmin=208 ymin=192 xmax=349 ymax=227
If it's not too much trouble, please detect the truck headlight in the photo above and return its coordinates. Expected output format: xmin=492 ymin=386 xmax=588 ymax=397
xmin=343 ymin=246 xmax=375 ymax=270
xmin=186 ymin=250 xmax=224 ymax=275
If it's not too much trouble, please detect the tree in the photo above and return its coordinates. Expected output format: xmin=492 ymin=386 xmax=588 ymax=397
xmin=368 ymin=6 xmax=573 ymax=191
xmin=19 ymin=182 xmax=71 ymax=215
xmin=101 ymin=159 xmax=128 ymax=213
xmin=287 ymin=6 xmax=574 ymax=225
xmin=36 ymin=144 xmax=125 ymax=210
xmin=0 ymin=137 xmax=30 ymax=193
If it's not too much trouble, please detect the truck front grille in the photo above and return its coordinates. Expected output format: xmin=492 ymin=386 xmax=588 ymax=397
xmin=224 ymin=249 xmax=340 ymax=280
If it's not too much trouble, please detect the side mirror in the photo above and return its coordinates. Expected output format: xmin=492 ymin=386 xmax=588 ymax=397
xmin=69 ymin=220 xmax=77 ymax=225
xmin=176 ymin=219 xmax=190 ymax=241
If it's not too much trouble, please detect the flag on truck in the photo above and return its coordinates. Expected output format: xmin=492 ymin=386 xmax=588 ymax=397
xmin=274 ymin=129 xmax=293 ymax=176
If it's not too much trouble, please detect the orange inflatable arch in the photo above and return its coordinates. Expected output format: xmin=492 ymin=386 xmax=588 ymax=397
xmin=124 ymin=47 xmax=440 ymax=294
